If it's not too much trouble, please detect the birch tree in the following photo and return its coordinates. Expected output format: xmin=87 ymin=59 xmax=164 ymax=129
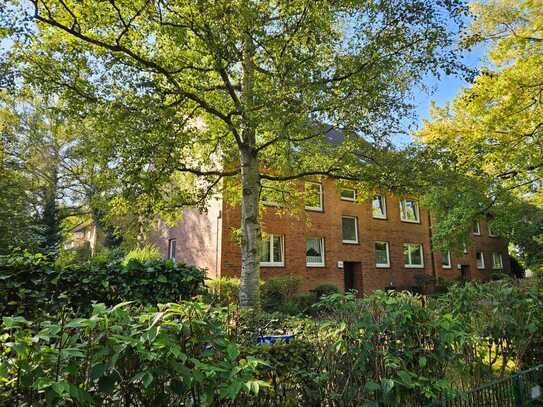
xmin=5 ymin=0 xmax=466 ymax=306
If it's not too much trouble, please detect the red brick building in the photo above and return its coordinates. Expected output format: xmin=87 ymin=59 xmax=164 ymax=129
xmin=154 ymin=178 xmax=510 ymax=294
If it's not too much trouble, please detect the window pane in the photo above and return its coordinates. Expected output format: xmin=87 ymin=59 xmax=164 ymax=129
xmin=261 ymin=180 xmax=286 ymax=206
xmin=261 ymin=237 xmax=271 ymax=263
xmin=341 ymin=188 xmax=355 ymax=200
xmin=168 ymin=239 xmax=177 ymax=260
xmin=473 ymin=222 xmax=480 ymax=234
xmin=401 ymin=200 xmax=419 ymax=221
xmin=373 ymin=196 xmax=385 ymax=217
xmin=403 ymin=244 xmax=410 ymax=265
xmin=342 ymin=217 xmax=357 ymax=242
xmin=410 ymin=244 xmax=422 ymax=265
xmin=375 ymin=242 xmax=388 ymax=265
xmin=442 ymin=251 xmax=451 ymax=267
xmin=272 ymin=235 xmax=282 ymax=263
xmin=493 ymin=253 xmax=502 ymax=269
xmin=305 ymin=182 xmax=322 ymax=209
xmin=306 ymin=238 xmax=323 ymax=264
xmin=476 ymin=252 xmax=484 ymax=268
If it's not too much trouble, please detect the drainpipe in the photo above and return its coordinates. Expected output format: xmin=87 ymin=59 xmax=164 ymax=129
xmin=215 ymin=209 xmax=222 ymax=279
xmin=427 ymin=211 xmax=437 ymax=284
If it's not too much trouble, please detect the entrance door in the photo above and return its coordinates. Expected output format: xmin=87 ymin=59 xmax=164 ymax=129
xmin=460 ymin=264 xmax=471 ymax=281
xmin=343 ymin=262 xmax=362 ymax=294
xmin=344 ymin=262 xmax=355 ymax=291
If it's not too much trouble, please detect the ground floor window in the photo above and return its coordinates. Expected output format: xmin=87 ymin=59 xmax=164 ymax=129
xmin=476 ymin=251 xmax=485 ymax=269
xmin=306 ymin=237 xmax=325 ymax=267
xmin=492 ymin=252 xmax=503 ymax=269
xmin=442 ymin=251 xmax=452 ymax=269
xmin=167 ymin=238 xmax=177 ymax=261
xmin=375 ymin=241 xmax=390 ymax=268
xmin=403 ymin=243 xmax=424 ymax=268
xmin=261 ymin=234 xmax=284 ymax=267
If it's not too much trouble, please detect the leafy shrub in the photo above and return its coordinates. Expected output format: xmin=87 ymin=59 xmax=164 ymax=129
xmin=207 ymin=277 xmax=241 ymax=305
xmin=309 ymin=283 xmax=338 ymax=300
xmin=0 ymin=302 xmax=266 ymax=406
xmin=122 ymin=244 xmax=162 ymax=265
xmin=438 ymin=281 xmax=543 ymax=376
xmin=261 ymin=275 xmax=302 ymax=312
xmin=1 ymin=282 xmax=542 ymax=406
xmin=0 ymin=249 xmax=205 ymax=318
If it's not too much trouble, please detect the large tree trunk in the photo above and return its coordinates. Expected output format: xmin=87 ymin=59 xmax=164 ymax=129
xmin=239 ymin=145 xmax=261 ymax=307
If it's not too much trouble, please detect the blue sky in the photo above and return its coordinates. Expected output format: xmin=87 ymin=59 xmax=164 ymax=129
xmin=392 ymin=42 xmax=488 ymax=146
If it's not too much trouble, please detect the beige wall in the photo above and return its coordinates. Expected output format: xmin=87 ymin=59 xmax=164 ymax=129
xmin=152 ymin=197 xmax=223 ymax=279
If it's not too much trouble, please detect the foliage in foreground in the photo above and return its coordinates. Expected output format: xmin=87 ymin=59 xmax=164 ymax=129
xmin=0 ymin=250 xmax=205 ymax=319
xmin=1 ymin=281 xmax=542 ymax=406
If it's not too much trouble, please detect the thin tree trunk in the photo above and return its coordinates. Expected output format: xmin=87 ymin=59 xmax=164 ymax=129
xmin=238 ymin=31 xmax=261 ymax=308
xmin=239 ymin=145 xmax=261 ymax=307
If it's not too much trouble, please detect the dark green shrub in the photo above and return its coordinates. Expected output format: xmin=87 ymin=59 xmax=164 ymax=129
xmin=309 ymin=283 xmax=338 ymax=300
xmin=0 ymin=302 xmax=266 ymax=406
xmin=207 ymin=277 xmax=241 ymax=305
xmin=261 ymin=275 xmax=302 ymax=312
xmin=0 ymin=249 xmax=205 ymax=318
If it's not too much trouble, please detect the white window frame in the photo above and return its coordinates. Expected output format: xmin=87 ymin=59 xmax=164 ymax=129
xmin=260 ymin=180 xmax=284 ymax=207
xmin=304 ymin=182 xmax=324 ymax=212
xmin=341 ymin=216 xmax=359 ymax=244
xmin=492 ymin=252 xmax=503 ymax=270
xmin=260 ymin=234 xmax=285 ymax=267
xmin=372 ymin=195 xmax=387 ymax=219
xmin=403 ymin=243 xmax=424 ymax=268
xmin=340 ymin=188 xmax=356 ymax=202
xmin=488 ymin=223 xmax=497 ymax=237
xmin=375 ymin=241 xmax=390 ymax=268
xmin=306 ymin=237 xmax=325 ymax=267
xmin=168 ymin=238 xmax=177 ymax=261
xmin=442 ymin=251 xmax=452 ymax=269
xmin=476 ymin=251 xmax=485 ymax=269
xmin=473 ymin=221 xmax=481 ymax=235
xmin=400 ymin=200 xmax=420 ymax=223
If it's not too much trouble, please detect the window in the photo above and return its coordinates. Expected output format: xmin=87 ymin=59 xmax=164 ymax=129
xmin=492 ymin=252 xmax=503 ymax=269
xmin=372 ymin=195 xmax=387 ymax=219
xmin=260 ymin=179 xmax=286 ymax=207
xmin=488 ymin=223 xmax=497 ymax=237
xmin=403 ymin=243 xmax=424 ymax=268
xmin=442 ymin=251 xmax=452 ymax=269
xmin=341 ymin=216 xmax=359 ymax=244
xmin=304 ymin=182 xmax=323 ymax=211
xmin=473 ymin=221 xmax=481 ymax=235
xmin=306 ymin=238 xmax=325 ymax=267
xmin=476 ymin=251 xmax=485 ymax=269
xmin=400 ymin=200 xmax=420 ymax=223
xmin=168 ymin=239 xmax=177 ymax=261
xmin=261 ymin=234 xmax=284 ymax=267
xmin=375 ymin=241 xmax=390 ymax=268
xmin=340 ymin=188 xmax=356 ymax=202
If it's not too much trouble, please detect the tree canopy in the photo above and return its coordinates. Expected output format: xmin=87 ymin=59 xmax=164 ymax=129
xmin=2 ymin=0 xmax=468 ymax=305
xmin=418 ymin=0 xmax=543 ymax=269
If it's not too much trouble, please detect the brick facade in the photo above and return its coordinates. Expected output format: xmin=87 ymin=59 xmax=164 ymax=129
xmin=155 ymin=179 xmax=510 ymax=294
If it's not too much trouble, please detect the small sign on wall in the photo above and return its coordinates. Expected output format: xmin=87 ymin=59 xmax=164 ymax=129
xmin=337 ymin=261 xmax=344 ymax=269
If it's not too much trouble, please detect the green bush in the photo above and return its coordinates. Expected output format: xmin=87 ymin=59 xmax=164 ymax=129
xmin=261 ymin=275 xmax=302 ymax=313
xmin=309 ymin=283 xmax=338 ymax=300
xmin=0 ymin=302 xmax=266 ymax=406
xmin=0 ymin=249 xmax=205 ymax=318
xmin=122 ymin=244 xmax=162 ymax=265
xmin=207 ymin=277 xmax=241 ymax=305
xmin=1 ymin=281 xmax=542 ymax=406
